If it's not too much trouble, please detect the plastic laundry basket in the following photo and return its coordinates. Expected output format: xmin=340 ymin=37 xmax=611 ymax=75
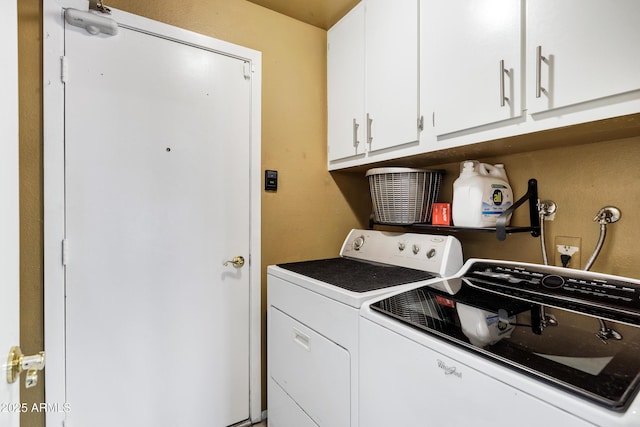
xmin=366 ymin=167 xmax=443 ymax=224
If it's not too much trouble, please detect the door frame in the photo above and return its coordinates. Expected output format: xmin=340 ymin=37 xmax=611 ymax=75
xmin=1 ymin=0 xmax=20 ymax=424
xmin=43 ymin=2 xmax=262 ymax=425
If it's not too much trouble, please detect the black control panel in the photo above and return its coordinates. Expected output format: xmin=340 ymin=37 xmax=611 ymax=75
xmin=464 ymin=261 xmax=640 ymax=324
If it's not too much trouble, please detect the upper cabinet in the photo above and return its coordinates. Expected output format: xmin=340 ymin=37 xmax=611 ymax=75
xmin=423 ymin=1 xmax=523 ymax=136
xmin=527 ymin=0 xmax=640 ymax=114
xmin=327 ymin=0 xmax=640 ymax=170
xmin=327 ymin=0 xmax=420 ymax=167
xmin=327 ymin=3 xmax=366 ymax=162
xmin=364 ymin=0 xmax=420 ymax=152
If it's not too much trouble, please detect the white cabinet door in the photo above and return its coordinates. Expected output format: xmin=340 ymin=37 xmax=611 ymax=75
xmin=365 ymin=0 xmax=419 ymax=152
xmin=327 ymin=3 xmax=365 ymax=162
xmin=327 ymin=0 xmax=419 ymax=166
xmin=424 ymin=0 xmax=522 ymax=136
xmin=527 ymin=0 xmax=640 ymax=114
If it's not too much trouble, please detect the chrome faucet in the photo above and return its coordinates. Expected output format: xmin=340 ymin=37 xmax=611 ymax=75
xmin=584 ymin=207 xmax=623 ymax=343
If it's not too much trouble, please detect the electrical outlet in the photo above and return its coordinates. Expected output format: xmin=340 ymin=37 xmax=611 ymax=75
xmin=554 ymin=236 xmax=581 ymax=269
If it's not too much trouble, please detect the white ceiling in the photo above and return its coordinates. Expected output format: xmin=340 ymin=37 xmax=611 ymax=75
xmin=247 ymin=0 xmax=360 ymax=29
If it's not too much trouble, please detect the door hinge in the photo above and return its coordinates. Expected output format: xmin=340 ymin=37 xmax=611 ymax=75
xmin=432 ymin=112 xmax=435 ymax=127
xmin=418 ymin=115 xmax=424 ymax=131
xmin=60 ymin=56 xmax=69 ymax=83
xmin=62 ymin=239 xmax=69 ymax=266
xmin=243 ymin=61 xmax=251 ymax=80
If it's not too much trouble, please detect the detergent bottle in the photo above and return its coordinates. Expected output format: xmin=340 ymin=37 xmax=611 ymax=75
xmin=452 ymin=161 xmax=513 ymax=227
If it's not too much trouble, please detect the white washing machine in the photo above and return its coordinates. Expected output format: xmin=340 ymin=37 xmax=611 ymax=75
xmin=359 ymin=258 xmax=640 ymax=427
xmin=266 ymin=229 xmax=463 ymax=427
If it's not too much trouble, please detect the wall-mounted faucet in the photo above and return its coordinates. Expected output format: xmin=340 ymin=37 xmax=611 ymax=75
xmin=584 ymin=206 xmax=620 ymax=271
xmin=536 ymin=200 xmax=559 ymax=331
xmin=537 ymin=200 xmax=557 ymax=265
xmin=584 ymin=206 xmax=622 ymax=343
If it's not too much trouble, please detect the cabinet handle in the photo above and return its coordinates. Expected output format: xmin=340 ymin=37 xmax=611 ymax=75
xmin=366 ymin=113 xmax=373 ymax=146
xmin=499 ymin=59 xmax=509 ymax=107
xmin=352 ymin=118 xmax=360 ymax=148
xmin=536 ymin=45 xmax=546 ymax=98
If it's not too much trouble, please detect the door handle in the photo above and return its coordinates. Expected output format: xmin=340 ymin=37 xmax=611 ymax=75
xmin=6 ymin=346 xmax=45 ymax=389
xmin=223 ymin=255 xmax=245 ymax=268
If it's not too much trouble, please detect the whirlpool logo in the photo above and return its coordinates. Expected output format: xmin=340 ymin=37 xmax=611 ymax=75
xmin=437 ymin=359 xmax=462 ymax=378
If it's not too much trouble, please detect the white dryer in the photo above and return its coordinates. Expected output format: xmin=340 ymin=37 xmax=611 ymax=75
xmin=266 ymin=229 xmax=463 ymax=427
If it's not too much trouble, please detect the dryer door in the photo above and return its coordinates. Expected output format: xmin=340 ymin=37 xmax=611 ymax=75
xmin=269 ymin=307 xmax=350 ymax=427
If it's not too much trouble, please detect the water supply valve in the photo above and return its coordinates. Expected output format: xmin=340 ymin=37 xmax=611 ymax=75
xmin=593 ymin=206 xmax=621 ymax=225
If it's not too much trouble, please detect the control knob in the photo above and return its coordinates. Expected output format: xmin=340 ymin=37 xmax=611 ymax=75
xmin=542 ymin=274 xmax=565 ymax=289
xmin=353 ymin=236 xmax=365 ymax=251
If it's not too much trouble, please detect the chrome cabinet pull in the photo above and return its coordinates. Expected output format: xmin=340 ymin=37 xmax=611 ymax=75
xmin=352 ymin=118 xmax=360 ymax=148
xmin=500 ymin=59 xmax=509 ymax=107
xmin=536 ymin=45 xmax=546 ymax=98
xmin=366 ymin=113 xmax=373 ymax=146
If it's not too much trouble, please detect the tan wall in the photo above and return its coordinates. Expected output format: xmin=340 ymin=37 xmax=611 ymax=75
xmin=428 ymin=136 xmax=640 ymax=276
xmin=16 ymin=1 xmax=640 ymax=427
xmin=365 ymin=135 xmax=640 ymax=276
xmin=18 ymin=1 xmax=45 ymax=426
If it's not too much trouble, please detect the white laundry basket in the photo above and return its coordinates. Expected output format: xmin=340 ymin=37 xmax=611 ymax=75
xmin=367 ymin=167 xmax=443 ymax=224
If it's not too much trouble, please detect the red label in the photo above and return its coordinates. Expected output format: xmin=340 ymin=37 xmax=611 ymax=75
xmin=435 ymin=295 xmax=455 ymax=308
xmin=432 ymin=203 xmax=451 ymax=226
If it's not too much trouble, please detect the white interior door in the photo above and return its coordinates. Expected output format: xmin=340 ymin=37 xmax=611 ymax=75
xmin=61 ymin=15 xmax=253 ymax=427
xmin=0 ymin=1 xmax=20 ymax=426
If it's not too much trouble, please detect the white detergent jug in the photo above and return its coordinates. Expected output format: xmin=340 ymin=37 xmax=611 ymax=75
xmin=452 ymin=161 xmax=513 ymax=227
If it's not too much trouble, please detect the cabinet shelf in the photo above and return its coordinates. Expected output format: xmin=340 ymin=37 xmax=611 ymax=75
xmin=370 ymin=178 xmax=541 ymax=241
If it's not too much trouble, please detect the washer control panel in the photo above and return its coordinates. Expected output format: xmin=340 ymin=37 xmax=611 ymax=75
xmin=464 ymin=260 xmax=640 ymax=320
xmin=340 ymin=229 xmax=463 ymax=277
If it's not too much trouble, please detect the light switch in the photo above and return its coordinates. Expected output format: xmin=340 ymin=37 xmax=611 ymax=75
xmin=265 ymin=170 xmax=278 ymax=191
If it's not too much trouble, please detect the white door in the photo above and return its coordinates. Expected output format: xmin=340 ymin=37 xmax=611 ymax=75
xmin=52 ymin=11 xmax=256 ymax=427
xmin=0 ymin=1 xmax=20 ymax=426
